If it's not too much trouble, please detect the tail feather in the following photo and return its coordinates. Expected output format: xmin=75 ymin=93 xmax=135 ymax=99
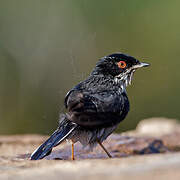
xmin=30 ymin=117 xmax=77 ymax=160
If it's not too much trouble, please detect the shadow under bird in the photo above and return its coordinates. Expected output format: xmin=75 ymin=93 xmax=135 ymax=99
xmin=30 ymin=53 xmax=149 ymax=160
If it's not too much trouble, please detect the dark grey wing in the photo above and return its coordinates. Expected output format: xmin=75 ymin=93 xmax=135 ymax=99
xmin=65 ymin=90 xmax=97 ymax=112
xmin=64 ymin=90 xmax=129 ymax=128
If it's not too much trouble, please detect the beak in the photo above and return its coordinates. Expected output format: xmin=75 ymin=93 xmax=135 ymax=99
xmin=133 ymin=62 xmax=150 ymax=69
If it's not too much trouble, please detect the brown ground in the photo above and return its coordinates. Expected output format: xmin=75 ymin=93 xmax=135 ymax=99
xmin=1 ymin=117 xmax=180 ymax=180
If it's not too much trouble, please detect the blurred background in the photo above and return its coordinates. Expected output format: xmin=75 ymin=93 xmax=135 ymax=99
xmin=0 ymin=0 xmax=179 ymax=134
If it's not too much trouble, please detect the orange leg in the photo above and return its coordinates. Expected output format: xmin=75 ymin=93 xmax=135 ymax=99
xmin=97 ymin=139 xmax=112 ymax=158
xmin=71 ymin=141 xmax=75 ymax=160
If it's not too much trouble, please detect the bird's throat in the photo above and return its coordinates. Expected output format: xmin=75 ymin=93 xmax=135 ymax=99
xmin=114 ymin=70 xmax=135 ymax=91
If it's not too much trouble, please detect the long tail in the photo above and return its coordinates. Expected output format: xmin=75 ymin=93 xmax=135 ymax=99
xmin=30 ymin=116 xmax=77 ymax=160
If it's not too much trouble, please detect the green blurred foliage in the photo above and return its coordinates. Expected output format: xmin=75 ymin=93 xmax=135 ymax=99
xmin=0 ymin=0 xmax=180 ymax=134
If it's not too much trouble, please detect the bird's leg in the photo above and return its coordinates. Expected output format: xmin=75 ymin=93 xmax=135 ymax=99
xmin=97 ymin=139 xmax=112 ymax=158
xmin=71 ymin=141 xmax=75 ymax=160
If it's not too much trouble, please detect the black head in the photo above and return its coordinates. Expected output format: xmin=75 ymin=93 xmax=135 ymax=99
xmin=92 ymin=53 xmax=149 ymax=86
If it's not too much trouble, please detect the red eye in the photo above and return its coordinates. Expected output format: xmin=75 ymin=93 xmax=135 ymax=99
xmin=117 ymin=61 xmax=127 ymax=69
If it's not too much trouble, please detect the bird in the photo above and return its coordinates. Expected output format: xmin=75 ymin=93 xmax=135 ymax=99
xmin=30 ymin=53 xmax=149 ymax=160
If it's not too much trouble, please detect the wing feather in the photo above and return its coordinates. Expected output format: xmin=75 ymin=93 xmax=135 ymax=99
xmin=64 ymin=90 xmax=128 ymax=127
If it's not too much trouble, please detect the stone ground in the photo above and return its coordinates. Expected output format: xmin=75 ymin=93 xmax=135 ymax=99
xmin=1 ymin=117 xmax=180 ymax=180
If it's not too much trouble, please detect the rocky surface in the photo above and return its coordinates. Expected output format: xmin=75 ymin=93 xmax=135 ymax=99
xmin=1 ymin=117 xmax=180 ymax=180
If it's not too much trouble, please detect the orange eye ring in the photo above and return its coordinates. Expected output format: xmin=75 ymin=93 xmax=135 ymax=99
xmin=117 ymin=61 xmax=127 ymax=69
